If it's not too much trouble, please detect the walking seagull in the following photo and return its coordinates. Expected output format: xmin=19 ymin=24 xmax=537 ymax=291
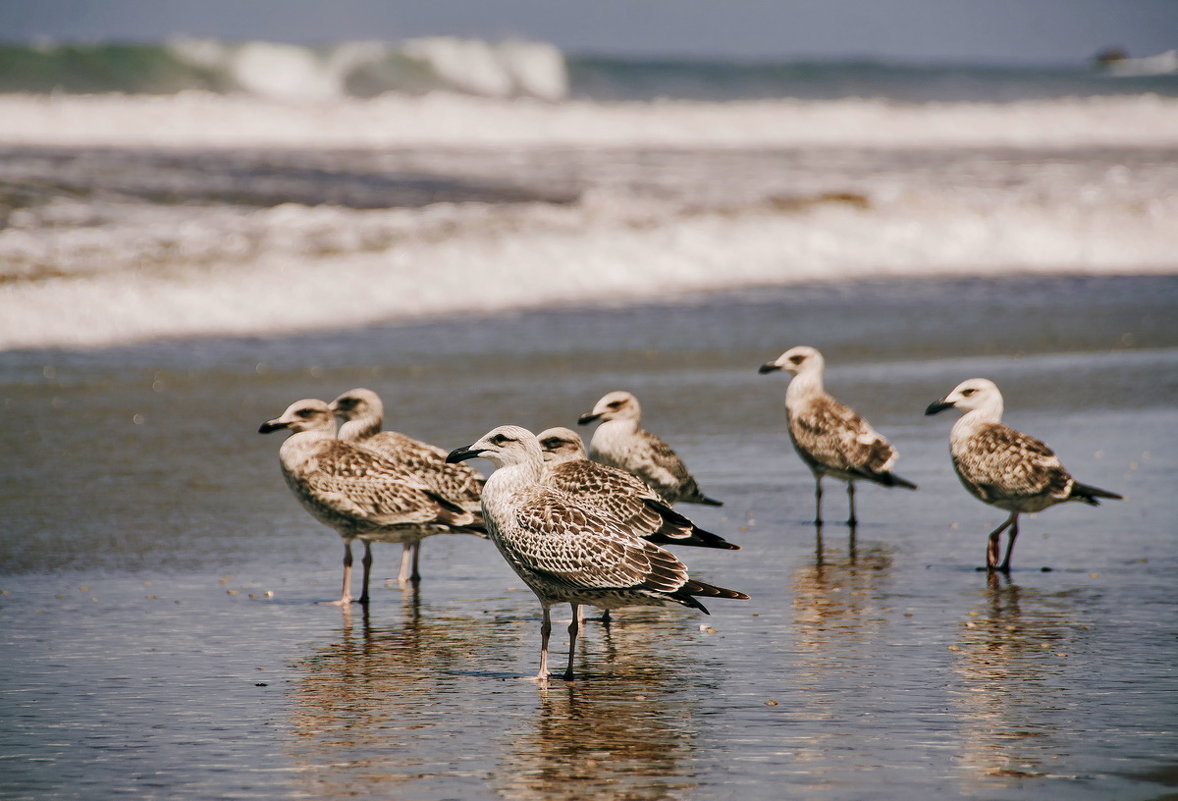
xmin=259 ymin=399 xmax=483 ymax=604
xmin=577 ymin=391 xmax=723 ymax=506
xmin=759 ymin=346 xmax=916 ymax=526
xmin=925 ymin=378 xmax=1122 ymax=571
xmin=447 ymin=425 xmax=748 ymax=682
xmin=329 ymin=387 xmax=484 ymax=584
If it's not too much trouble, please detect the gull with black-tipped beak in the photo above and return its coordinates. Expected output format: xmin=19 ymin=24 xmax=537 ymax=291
xmin=259 ymin=399 xmax=483 ymax=604
xmin=926 ymin=378 xmax=1122 ymax=572
xmin=759 ymin=346 xmax=916 ymax=526
xmin=447 ymin=425 xmax=747 ymax=682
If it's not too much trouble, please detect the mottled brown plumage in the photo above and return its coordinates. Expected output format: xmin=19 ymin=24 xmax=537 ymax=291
xmin=760 ymin=346 xmax=916 ymax=526
xmin=577 ymin=391 xmax=722 ymax=506
xmin=926 ymin=378 xmax=1122 ymax=571
xmin=447 ymin=425 xmax=748 ymax=682
xmin=329 ymin=387 xmax=484 ymax=583
xmin=538 ymin=427 xmax=738 ymax=550
xmin=259 ymin=399 xmax=482 ymax=604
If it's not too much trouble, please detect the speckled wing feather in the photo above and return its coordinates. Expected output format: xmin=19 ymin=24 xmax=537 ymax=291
xmin=788 ymin=396 xmax=897 ymax=480
xmin=290 ymin=441 xmax=474 ymax=529
xmin=358 ymin=431 xmax=485 ymax=506
xmin=546 ymin=460 xmax=667 ymax=533
xmin=546 ymin=460 xmax=736 ymax=548
xmin=503 ymin=487 xmax=692 ymax=594
xmin=952 ymin=422 xmax=1072 ymax=504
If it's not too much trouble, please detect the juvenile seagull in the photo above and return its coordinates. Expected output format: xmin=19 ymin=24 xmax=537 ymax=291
xmin=329 ymin=387 xmax=484 ymax=583
xmin=925 ymin=378 xmax=1122 ymax=571
xmin=577 ymin=391 xmax=723 ymax=506
xmin=537 ymin=427 xmax=738 ymax=551
xmin=759 ymin=346 xmax=916 ymax=526
xmin=447 ymin=425 xmax=748 ymax=682
xmin=259 ymin=399 xmax=482 ymax=604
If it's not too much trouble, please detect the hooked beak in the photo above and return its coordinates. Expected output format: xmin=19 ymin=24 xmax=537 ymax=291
xmin=446 ymin=445 xmax=484 ymax=464
xmin=924 ymin=399 xmax=954 ymax=416
xmin=258 ymin=418 xmax=289 ymax=434
xmin=576 ymin=411 xmax=601 ymax=426
xmin=758 ymin=362 xmax=782 ymax=374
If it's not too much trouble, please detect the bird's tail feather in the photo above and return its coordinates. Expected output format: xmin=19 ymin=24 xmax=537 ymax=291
xmin=877 ymin=471 xmax=918 ymax=490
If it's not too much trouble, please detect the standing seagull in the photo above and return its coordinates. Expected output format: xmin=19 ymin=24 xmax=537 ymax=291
xmin=447 ymin=425 xmax=748 ymax=682
xmin=329 ymin=387 xmax=484 ymax=583
xmin=259 ymin=399 xmax=482 ymax=604
xmin=925 ymin=378 xmax=1122 ymax=571
xmin=537 ymin=427 xmax=738 ymax=551
xmin=577 ymin=391 xmax=722 ymax=506
xmin=759 ymin=346 xmax=916 ymax=526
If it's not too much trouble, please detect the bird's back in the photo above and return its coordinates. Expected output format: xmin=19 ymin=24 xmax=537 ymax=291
xmin=787 ymin=393 xmax=899 ymax=482
xmin=950 ymin=421 xmax=1072 ymax=512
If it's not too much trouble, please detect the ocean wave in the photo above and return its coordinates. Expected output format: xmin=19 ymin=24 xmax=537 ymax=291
xmin=0 ymin=37 xmax=569 ymax=101
xmin=2 ymin=38 xmax=1177 ymax=103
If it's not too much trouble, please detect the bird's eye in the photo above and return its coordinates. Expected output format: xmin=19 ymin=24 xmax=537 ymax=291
xmin=491 ymin=433 xmax=513 ymax=445
xmin=790 ymin=355 xmax=804 ymax=364
xmin=961 ymin=388 xmax=976 ymax=397
xmin=541 ymin=438 xmax=559 ymax=449
xmin=297 ymin=408 xmax=318 ymax=418
xmin=607 ymin=401 xmax=622 ymax=409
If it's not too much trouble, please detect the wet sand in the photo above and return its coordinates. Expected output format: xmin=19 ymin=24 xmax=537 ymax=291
xmin=2 ymin=275 xmax=1176 ymax=800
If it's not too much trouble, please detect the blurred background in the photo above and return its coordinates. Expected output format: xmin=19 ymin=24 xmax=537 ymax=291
xmin=1 ymin=0 xmax=1176 ymax=350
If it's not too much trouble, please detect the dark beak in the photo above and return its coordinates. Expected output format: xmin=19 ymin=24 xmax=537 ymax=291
xmin=576 ymin=412 xmax=600 ymax=426
xmin=758 ymin=362 xmax=781 ymax=374
xmin=258 ymin=419 xmax=288 ymax=434
xmin=446 ymin=446 xmax=483 ymax=464
xmin=925 ymin=400 xmax=954 ymax=416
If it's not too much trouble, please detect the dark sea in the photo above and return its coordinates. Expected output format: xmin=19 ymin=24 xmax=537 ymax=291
xmin=1 ymin=37 xmax=1177 ymax=801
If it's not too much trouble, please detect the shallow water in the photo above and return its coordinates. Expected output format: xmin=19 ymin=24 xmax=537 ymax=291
xmin=2 ymin=276 xmax=1177 ymax=800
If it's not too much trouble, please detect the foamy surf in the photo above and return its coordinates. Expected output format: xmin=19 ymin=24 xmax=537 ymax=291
xmin=2 ymin=181 xmax=1175 ymax=351
xmin=1 ymin=83 xmax=1176 ymax=352
xmin=2 ymin=92 xmax=1178 ymax=150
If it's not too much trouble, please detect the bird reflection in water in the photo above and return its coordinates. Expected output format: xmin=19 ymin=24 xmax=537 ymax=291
xmin=283 ymin=591 xmax=512 ymax=798
xmin=283 ymin=592 xmax=706 ymax=800
xmin=949 ymin=573 xmax=1087 ymax=786
xmin=493 ymin=650 xmax=700 ymax=801
xmin=792 ymin=527 xmax=894 ymax=654
xmin=784 ymin=531 xmax=896 ymax=776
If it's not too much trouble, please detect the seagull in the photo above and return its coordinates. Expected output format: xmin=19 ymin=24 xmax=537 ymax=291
xmin=447 ymin=425 xmax=748 ymax=682
xmin=759 ymin=346 xmax=916 ymax=526
xmin=577 ymin=391 xmax=722 ymax=506
xmin=259 ymin=399 xmax=483 ymax=604
xmin=926 ymin=378 xmax=1122 ymax=571
xmin=329 ymin=387 xmax=484 ymax=583
xmin=537 ymin=427 xmax=738 ymax=551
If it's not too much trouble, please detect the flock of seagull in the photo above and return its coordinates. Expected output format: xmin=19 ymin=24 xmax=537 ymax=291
xmin=259 ymin=346 xmax=1122 ymax=681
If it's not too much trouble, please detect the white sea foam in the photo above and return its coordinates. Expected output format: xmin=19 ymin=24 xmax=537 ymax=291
xmin=0 ymin=91 xmax=1175 ymax=350
xmin=2 ymin=181 xmax=1175 ymax=351
xmin=1 ymin=92 xmax=1177 ymax=150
